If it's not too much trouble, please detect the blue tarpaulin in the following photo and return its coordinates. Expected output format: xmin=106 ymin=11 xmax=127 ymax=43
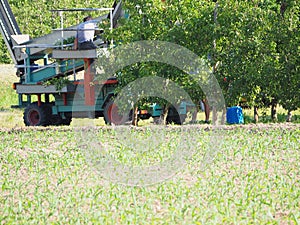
xmin=226 ymin=106 xmax=244 ymax=124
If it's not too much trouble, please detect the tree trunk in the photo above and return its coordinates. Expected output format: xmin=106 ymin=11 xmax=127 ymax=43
xmin=254 ymin=106 xmax=259 ymax=123
xmin=131 ymin=106 xmax=139 ymax=126
xmin=221 ymin=107 xmax=226 ymax=125
xmin=212 ymin=106 xmax=218 ymax=125
xmin=286 ymin=110 xmax=292 ymax=122
xmin=191 ymin=106 xmax=198 ymax=123
xmin=271 ymin=100 xmax=277 ymax=122
xmin=161 ymin=106 xmax=169 ymax=125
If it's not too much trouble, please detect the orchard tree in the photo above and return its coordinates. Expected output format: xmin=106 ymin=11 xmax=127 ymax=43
xmin=275 ymin=0 xmax=300 ymax=121
xmin=209 ymin=0 xmax=299 ymax=122
xmin=208 ymin=0 xmax=274 ymax=121
xmin=253 ymin=0 xmax=300 ymax=121
xmin=104 ymin=0 xmax=217 ymax=125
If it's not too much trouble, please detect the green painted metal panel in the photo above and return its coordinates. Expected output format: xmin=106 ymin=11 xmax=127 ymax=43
xmin=30 ymin=66 xmax=58 ymax=83
xmin=59 ymin=59 xmax=84 ymax=74
xmin=150 ymin=103 xmax=163 ymax=117
xmin=24 ymin=59 xmax=84 ymax=84
xmin=53 ymin=105 xmax=104 ymax=113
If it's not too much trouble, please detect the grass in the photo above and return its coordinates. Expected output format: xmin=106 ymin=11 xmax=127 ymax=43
xmin=0 ymin=65 xmax=300 ymax=224
xmin=0 ymin=65 xmax=18 ymax=107
xmin=0 ymin=65 xmax=24 ymax=128
xmin=242 ymin=107 xmax=300 ymax=124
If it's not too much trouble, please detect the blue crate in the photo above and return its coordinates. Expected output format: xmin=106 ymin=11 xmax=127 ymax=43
xmin=226 ymin=106 xmax=244 ymax=124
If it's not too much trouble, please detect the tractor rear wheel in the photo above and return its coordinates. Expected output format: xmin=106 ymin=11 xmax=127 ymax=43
xmin=103 ymin=100 xmax=128 ymax=125
xmin=23 ymin=103 xmax=49 ymax=126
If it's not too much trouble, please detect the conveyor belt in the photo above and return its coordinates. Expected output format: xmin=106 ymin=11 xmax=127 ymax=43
xmin=0 ymin=0 xmax=21 ymax=64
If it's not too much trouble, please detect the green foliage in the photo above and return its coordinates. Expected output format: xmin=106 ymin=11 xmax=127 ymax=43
xmin=54 ymin=36 xmax=75 ymax=47
xmin=101 ymin=0 xmax=215 ymax=113
xmin=105 ymin=0 xmax=299 ymax=116
xmin=213 ymin=0 xmax=299 ymax=113
xmin=0 ymin=40 xmax=12 ymax=64
xmin=42 ymin=76 xmax=71 ymax=91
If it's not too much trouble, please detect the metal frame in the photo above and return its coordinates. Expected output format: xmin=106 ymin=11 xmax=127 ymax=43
xmin=51 ymin=7 xmax=114 ymax=49
xmin=3 ymin=0 xmax=126 ymax=123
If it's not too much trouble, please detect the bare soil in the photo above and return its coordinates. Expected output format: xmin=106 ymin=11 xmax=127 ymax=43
xmin=0 ymin=122 xmax=299 ymax=133
xmin=0 ymin=64 xmax=18 ymax=83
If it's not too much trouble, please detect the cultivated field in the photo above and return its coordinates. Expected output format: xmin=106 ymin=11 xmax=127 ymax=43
xmin=0 ymin=65 xmax=299 ymax=224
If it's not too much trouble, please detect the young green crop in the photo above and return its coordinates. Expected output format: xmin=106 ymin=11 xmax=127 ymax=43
xmin=0 ymin=125 xmax=299 ymax=224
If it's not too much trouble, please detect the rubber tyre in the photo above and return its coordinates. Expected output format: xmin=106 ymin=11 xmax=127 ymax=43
xmin=43 ymin=103 xmax=61 ymax=126
xmin=44 ymin=102 xmax=72 ymax=126
xmin=103 ymin=100 xmax=128 ymax=125
xmin=48 ymin=115 xmax=72 ymax=126
xmin=166 ymin=115 xmax=181 ymax=125
xmin=23 ymin=103 xmax=49 ymax=126
xmin=166 ymin=107 xmax=186 ymax=125
xmin=48 ymin=115 xmax=63 ymax=126
xmin=61 ymin=117 xmax=72 ymax=125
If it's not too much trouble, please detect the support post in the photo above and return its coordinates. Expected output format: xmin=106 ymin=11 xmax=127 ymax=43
xmin=63 ymin=93 xmax=67 ymax=106
xmin=84 ymin=58 xmax=95 ymax=106
xmin=27 ymin=95 xmax=31 ymax=105
xmin=37 ymin=94 xmax=42 ymax=106
xmin=45 ymin=94 xmax=50 ymax=104
xmin=18 ymin=94 xmax=23 ymax=107
xmin=25 ymin=47 xmax=31 ymax=83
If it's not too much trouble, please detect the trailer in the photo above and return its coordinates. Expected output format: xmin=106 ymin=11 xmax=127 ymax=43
xmin=1 ymin=0 xmax=193 ymax=126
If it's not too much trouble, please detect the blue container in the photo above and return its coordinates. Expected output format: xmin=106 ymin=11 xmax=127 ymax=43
xmin=226 ymin=106 xmax=244 ymax=124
